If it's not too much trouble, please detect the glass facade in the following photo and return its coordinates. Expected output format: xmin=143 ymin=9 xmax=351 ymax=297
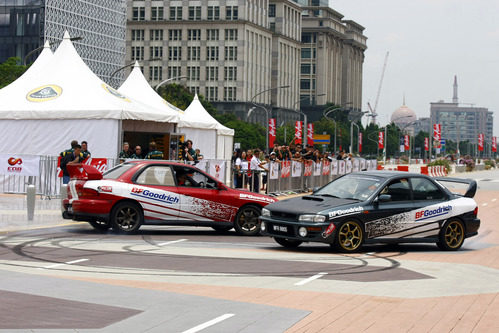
xmin=0 ymin=0 xmax=126 ymax=86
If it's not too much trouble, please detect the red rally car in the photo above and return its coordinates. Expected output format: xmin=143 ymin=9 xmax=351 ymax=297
xmin=62 ymin=160 xmax=277 ymax=235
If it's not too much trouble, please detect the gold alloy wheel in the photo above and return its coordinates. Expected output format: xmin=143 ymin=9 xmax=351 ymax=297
xmin=444 ymin=220 xmax=464 ymax=249
xmin=337 ymin=221 xmax=363 ymax=251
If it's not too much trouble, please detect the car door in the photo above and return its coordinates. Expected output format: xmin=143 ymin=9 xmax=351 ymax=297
xmin=174 ymin=165 xmax=237 ymax=222
xmin=133 ymin=165 xmax=180 ymax=222
xmin=407 ymin=176 xmax=449 ymax=238
xmin=365 ymin=177 xmax=416 ymax=240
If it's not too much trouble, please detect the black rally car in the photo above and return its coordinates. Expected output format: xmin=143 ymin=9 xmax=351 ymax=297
xmin=260 ymin=171 xmax=480 ymax=252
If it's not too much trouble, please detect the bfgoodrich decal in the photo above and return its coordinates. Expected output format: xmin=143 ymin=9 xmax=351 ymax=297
xmin=329 ymin=206 xmax=364 ymax=218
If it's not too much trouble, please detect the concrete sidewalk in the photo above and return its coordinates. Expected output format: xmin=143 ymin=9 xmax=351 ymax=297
xmin=0 ymin=193 xmax=71 ymax=233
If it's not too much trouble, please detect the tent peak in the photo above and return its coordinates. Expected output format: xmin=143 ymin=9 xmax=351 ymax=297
xmin=43 ymin=41 xmax=50 ymax=48
xmin=193 ymin=93 xmax=199 ymax=100
xmin=63 ymin=31 xmax=71 ymax=40
xmin=133 ymin=61 xmax=140 ymax=68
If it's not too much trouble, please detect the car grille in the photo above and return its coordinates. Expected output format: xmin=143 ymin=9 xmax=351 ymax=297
xmin=270 ymin=211 xmax=298 ymax=221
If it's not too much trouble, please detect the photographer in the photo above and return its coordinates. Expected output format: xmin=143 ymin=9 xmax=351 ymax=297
xmin=183 ymin=139 xmax=198 ymax=163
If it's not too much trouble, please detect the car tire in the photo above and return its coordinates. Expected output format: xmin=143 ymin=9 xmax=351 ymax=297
xmin=234 ymin=205 xmax=261 ymax=236
xmin=88 ymin=220 xmax=110 ymax=232
xmin=110 ymin=201 xmax=143 ymax=234
xmin=212 ymin=225 xmax=233 ymax=233
xmin=437 ymin=218 xmax=465 ymax=251
xmin=274 ymin=237 xmax=302 ymax=248
xmin=333 ymin=220 xmax=364 ymax=253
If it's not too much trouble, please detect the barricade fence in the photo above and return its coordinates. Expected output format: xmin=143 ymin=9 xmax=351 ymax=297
xmin=0 ymin=155 xmax=378 ymax=198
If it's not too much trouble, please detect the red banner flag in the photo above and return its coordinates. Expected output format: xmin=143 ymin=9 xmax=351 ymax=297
xmin=307 ymin=123 xmax=314 ymax=146
xmin=294 ymin=121 xmax=302 ymax=144
xmin=433 ymin=124 xmax=441 ymax=149
xmin=492 ymin=136 xmax=497 ymax=153
xmin=378 ymin=131 xmax=384 ymax=149
xmin=478 ymin=133 xmax=484 ymax=151
xmin=404 ymin=135 xmax=410 ymax=151
xmin=358 ymin=132 xmax=363 ymax=153
xmin=268 ymin=118 xmax=276 ymax=148
xmin=424 ymin=137 xmax=429 ymax=151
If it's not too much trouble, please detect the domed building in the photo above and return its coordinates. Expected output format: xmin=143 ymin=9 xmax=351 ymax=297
xmin=391 ymin=101 xmax=417 ymax=135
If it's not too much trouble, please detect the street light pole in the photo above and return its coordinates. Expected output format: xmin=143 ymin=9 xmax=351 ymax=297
xmin=350 ymin=122 xmax=360 ymax=155
xmin=23 ymin=37 xmax=83 ymax=65
xmin=250 ymin=85 xmax=290 ymax=153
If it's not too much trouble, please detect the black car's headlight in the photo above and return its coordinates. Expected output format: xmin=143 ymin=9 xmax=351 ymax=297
xmin=298 ymin=214 xmax=326 ymax=223
xmin=261 ymin=208 xmax=271 ymax=217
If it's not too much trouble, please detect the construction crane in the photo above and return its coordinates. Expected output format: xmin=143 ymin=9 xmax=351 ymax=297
xmin=368 ymin=51 xmax=389 ymax=125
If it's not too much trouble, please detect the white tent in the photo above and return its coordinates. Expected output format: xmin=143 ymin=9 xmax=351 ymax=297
xmin=119 ymin=62 xmax=182 ymax=118
xmin=0 ymin=32 xmax=177 ymax=158
xmin=178 ymin=94 xmax=234 ymax=160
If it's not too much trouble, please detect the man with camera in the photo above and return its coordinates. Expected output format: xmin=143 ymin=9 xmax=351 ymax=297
xmin=60 ymin=144 xmax=82 ymax=184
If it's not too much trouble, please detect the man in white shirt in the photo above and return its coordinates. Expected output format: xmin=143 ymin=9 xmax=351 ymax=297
xmin=250 ymin=149 xmax=266 ymax=193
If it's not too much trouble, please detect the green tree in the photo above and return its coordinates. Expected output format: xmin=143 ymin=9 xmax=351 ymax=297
xmin=0 ymin=57 xmax=27 ymax=88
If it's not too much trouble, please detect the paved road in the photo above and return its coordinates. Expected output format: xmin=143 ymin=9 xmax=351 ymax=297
xmin=1 ymin=170 xmax=498 ymax=332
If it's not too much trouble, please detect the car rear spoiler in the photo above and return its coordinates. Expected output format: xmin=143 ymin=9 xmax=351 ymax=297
xmin=434 ymin=177 xmax=477 ymax=198
xmin=67 ymin=164 xmax=103 ymax=180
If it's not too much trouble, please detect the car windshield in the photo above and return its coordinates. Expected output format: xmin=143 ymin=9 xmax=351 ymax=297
xmin=315 ymin=175 xmax=383 ymax=201
xmin=103 ymin=163 xmax=134 ymax=179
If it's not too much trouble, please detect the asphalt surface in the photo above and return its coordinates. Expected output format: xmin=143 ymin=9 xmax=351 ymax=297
xmin=1 ymin=169 xmax=498 ymax=332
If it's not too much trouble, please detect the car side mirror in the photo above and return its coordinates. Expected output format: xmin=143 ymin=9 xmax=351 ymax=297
xmin=378 ymin=194 xmax=391 ymax=202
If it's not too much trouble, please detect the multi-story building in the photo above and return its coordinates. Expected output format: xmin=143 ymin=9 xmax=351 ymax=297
xmin=430 ymin=77 xmax=493 ymax=145
xmin=298 ymin=0 xmax=367 ymax=121
xmin=0 ymin=0 xmax=127 ymax=86
xmin=125 ymin=0 xmax=366 ymax=125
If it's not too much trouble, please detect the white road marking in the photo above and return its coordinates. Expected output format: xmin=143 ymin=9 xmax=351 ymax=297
xmin=492 ymin=198 xmax=497 ymax=202
xmin=181 ymin=313 xmax=235 ymax=333
xmin=43 ymin=258 xmax=88 ymax=269
xmin=482 ymin=203 xmax=488 ymax=207
xmin=294 ymin=272 xmax=328 ymax=286
xmin=158 ymin=239 xmax=188 ymax=246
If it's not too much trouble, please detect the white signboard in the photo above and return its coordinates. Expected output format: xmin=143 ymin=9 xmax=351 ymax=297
xmin=291 ymin=161 xmax=302 ymax=177
xmin=0 ymin=154 xmax=40 ymax=177
xmin=313 ymin=161 xmax=322 ymax=176
xmin=331 ymin=160 xmax=338 ymax=175
xmin=270 ymin=161 xmax=279 ymax=180
xmin=353 ymin=159 xmax=360 ymax=172
xmin=338 ymin=160 xmax=346 ymax=175
xmin=346 ymin=160 xmax=353 ymax=174
xmin=360 ymin=159 xmax=366 ymax=171
xmin=208 ymin=160 xmax=225 ymax=182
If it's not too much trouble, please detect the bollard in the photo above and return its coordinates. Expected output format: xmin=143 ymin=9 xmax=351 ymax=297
xmin=27 ymin=184 xmax=36 ymax=221
xmin=60 ymin=184 xmax=68 ymax=214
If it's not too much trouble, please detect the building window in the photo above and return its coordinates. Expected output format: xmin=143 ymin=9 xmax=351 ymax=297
xmin=269 ymin=4 xmax=276 ymax=17
xmin=301 ymin=64 xmax=311 ymax=74
xmin=224 ymin=66 xmax=237 ymax=81
xmin=188 ymin=29 xmax=201 ymax=41
xmin=225 ymin=29 xmax=238 ymax=40
xmin=168 ymin=66 xmax=181 ymax=78
xmin=300 ymin=79 xmax=310 ymax=90
xmin=131 ymin=29 xmax=144 ymax=41
xmin=224 ymin=87 xmax=236 ymax=101
xmin=206 ymin=87 xmax=218 ymax=101
xmin=168 ymin=46 xmax=182 ymax=61
xmin=131 ymin=46 xmax=144 ymax=60
xmin=226 ymin=6 xmax=238 ymax=20
xmin=188 ymin=6 xmax=201 ymax=20
xmin=151 ymin=7 xmax=164 ymax=21
xmin=169 ymin=29 xmax=182 ymax=41
xmin=150 ymin=46 xmax=163 ymax=59
xmin=149 ymin=66 xmax=162 ymax=81
xmin=301 ymin=48 xmax=316 ymax=58
xmin=224 ymin=46 xmax=237 ymax=61
xmin=206 ymin=46 xmax=219 ymax=61
xmin=207 ymin=6 xmax=220 ymax=20
xmin=206 ymin=66 xmax=219 ymax=81
xmin=187 ymin=66 xmax=200 ymax=81
xmin=150 ymin=29 xmax=163 ymax=41
xmin=170 ymin=6 xmax=182 ymax=20
xmin=187 ymin=46 xmax=200 ymax=61
xmin=189 ymin=86 xmax=200 ymax=95
xmin=132 ymin=7 xmax=145 ymax=21
xmin=207 ymin=29 xmax=219 ymax=41
xmin=302 ymin=33 xmax=316 ymax=43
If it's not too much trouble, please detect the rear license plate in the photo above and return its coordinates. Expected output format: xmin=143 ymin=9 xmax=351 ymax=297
xmin=273 ymin=225 xmax=287 ymax=233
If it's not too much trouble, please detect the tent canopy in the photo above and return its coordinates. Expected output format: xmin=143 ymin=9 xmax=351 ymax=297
xmin=0 ymin=31 xmax=176 ymax=123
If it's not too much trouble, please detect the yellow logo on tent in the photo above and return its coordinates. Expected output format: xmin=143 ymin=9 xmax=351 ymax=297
xmin=26 ymin=85 xmax=62 ymax=102
xmin=102 ymin=83 xmax=131 ymax=102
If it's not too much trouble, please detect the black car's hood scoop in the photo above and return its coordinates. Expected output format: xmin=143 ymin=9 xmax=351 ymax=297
xmin=267 ymin=195 xmax=358 ymax=214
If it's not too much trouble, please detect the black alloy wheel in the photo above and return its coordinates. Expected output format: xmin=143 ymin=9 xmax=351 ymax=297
xmin=110 ymin=202 xmax=143 ymax=234
xmin=234 ymin=205 xmax=262 ymax=236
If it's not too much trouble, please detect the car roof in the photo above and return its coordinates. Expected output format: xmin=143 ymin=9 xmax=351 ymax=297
xmin=349 ymin=171 xmax=429 ymax=179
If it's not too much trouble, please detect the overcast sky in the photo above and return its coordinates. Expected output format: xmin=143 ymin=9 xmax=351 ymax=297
xmin=332 ymin=0 xmax=499 ymax=133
